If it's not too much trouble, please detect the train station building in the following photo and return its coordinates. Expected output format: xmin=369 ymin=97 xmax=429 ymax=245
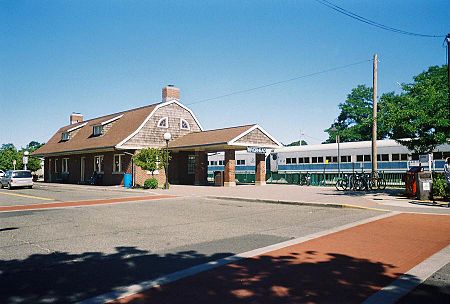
xmin=33 ymin=86 xmax=281 ymax=187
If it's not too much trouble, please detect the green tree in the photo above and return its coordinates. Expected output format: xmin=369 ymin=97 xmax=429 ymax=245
xmin=381 ymin=65 xmax=449 ymax=153
xmin=286 ymin=140 xmax=308 ymax=146
xmin=324 ymin=85 xmax=389 ymax=143
xmin=23 ymin=141 xmax=44 ymax=172
xmin=0 ymin=142 xmax=44 ymax=172
xmin=133 ymin=148 xmax=165 ymax=176
xmin=0 ymin=144 xmax=18 ymax=171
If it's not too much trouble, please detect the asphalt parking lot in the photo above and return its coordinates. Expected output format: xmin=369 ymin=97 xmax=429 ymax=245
xmin=0 ymin=185 xmax=383 ymax=303
xmin=0 ymin=183 xmax=149 ymax=207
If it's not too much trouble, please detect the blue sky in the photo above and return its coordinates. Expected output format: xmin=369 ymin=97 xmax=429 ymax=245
xmin=1 ymin=0 xmax=449 ymax=148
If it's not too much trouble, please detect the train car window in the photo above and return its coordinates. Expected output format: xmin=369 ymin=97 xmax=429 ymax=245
xmin=357 ymin=155 xmax=363 ymax=162
xmin=411 ymin=154 xmax=419 ymax=160
xmin=341 ymin=156 xmax=351 ymax=163
xmin=401 ymin=154 xmax=409 ymax=160
xmin=377 ymin=154 xmax=389 ymax=161
xmin=219 ymin=160 xmax=224 ymax=165
xmin=286 ymin=158 xmax=291 ymax=164
xmin=318 ymin=157 xmax=324 ymax=163
xmin=298 ymin=158 xmax=304 ymax=163
xmin=332 ymin=156 xmax=338 ymax=163
xmin=237 ymin=160 xmax=246 ymax=165
xmin=304 ymin=157 xmax=310 ymax=163
xmin=392 ymin=154 xmax=399 ymax=161
xmin=272 ymin=154 xmax=277 ymax=160
xmin=291 ymin=158 xmax=297 ymax=164
xmin=443 ymin=152 xmax=450 ymax=159
xmin=326 ymin=156 xmax=332 ymax=163
xmin=364 ymin=155 xmax=371 ymax=162
xmin=433 ymin=152 xmax=443 ymax=160
xmin=312 ymin=157 xmax=318 ymax=163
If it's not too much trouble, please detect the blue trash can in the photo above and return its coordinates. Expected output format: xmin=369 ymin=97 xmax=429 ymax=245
xmin=124 ymin=173 xmax=132 ymax=188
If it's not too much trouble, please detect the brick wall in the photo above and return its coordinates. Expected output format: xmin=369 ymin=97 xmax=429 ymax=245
xmin=44 ymin=150 xmax=134 ymax=186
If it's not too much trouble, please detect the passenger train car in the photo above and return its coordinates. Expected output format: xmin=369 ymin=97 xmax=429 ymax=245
xmin=207 ymin=139 xmax=450 ymax=184
xmin=271 ymin=139 xmax=450 ymax=174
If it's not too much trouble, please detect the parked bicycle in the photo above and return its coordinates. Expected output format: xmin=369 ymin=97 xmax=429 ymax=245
xmin=335 ymin=171 xmax=387 ymax=191
xmin=299 ymin=172 xmax=311 ymax=186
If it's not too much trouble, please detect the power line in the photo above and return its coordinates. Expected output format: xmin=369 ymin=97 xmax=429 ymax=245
xmin=187 ymin=59 xmax=372 ymax=106
xmin=314 ymin=0 xmax=444 ymax=38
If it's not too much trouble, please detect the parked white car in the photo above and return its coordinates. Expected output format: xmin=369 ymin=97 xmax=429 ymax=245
xmin=0 ymin=170 xmax=33 ymax=190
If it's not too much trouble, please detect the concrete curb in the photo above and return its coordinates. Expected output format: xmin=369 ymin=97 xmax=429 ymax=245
xmin=35 ymin=182 xmax=158 ymax=195
xmin=206 ymin=196 xmax=389 ymax=212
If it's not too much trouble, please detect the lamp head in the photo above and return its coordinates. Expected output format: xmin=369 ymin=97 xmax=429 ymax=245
xmin=163 ymin=132 xmax=172 ymax=141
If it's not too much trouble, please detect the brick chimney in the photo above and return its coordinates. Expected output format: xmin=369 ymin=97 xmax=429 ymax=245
xmin=162 ymin=85 xmax=180 ymax=102
xmin=70 ymin=113 xmax=83 ymax=124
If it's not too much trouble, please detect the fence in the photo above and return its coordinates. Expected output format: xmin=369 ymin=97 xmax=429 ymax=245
xmin=208 ymin=171 xmax=406 ymax=187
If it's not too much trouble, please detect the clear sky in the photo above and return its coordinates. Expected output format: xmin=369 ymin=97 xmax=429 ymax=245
xmin=1 ymin=0 xmax=449 ymax=148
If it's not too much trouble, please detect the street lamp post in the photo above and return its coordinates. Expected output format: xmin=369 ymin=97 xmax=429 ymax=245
xmin=23 ymin=151 xmax=29 ymax=171
xmin=163 ymin=132 xmax=172 ymax=190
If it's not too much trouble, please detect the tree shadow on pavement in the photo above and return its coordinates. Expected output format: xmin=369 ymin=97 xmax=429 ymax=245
xmin=1 ymin=247 xmax=443 ymax=304
xmin=0 ymin=247 xmax=231 ymax=303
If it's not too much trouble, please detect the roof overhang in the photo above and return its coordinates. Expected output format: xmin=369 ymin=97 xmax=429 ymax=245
xmin=32 ymin=146 xmax=119 ymax=157
xmin=168 ymin=124 xmax=282 ymax=152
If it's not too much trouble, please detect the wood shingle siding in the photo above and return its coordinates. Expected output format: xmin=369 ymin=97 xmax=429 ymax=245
xmin=235 ymin=128 xmax=279 ymax=146
xmin=121 ymin=103 xmax=201 ymax=148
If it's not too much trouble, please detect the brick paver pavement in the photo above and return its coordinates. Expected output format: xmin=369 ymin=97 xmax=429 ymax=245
xmin=110 ymin=213 xmax=450 ymax=304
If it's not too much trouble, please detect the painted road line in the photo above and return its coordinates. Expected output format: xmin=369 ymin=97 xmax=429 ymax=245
xmin=107 ymin=213 xmax=450 ymax=304
xmin=0 ymin=191 xmax=54 ymax=201
xmin=0 ymin=195 xmax=176 ymax=212
xmin=363 ymin=244 xmax=450 ymax=304
xmin=81 ymin=212 xmax=397 ymax=304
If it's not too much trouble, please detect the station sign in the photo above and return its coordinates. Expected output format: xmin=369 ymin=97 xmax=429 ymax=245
xmin=247 ymin=147 xmax=266 ymax=154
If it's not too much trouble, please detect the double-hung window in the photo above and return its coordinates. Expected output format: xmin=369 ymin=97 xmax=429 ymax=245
xmin=62 ymin=158 xmax=69 ymax=173
xmin=113 ymin=154 xmax=124 ymax=173
xmin=93 ymin=125 xmax=103 ymax=136
xmin=94 ymin=155 xmax=104 ymax=173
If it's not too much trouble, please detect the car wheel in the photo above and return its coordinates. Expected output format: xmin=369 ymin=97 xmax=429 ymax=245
xmin=7 ymin=183 xmax=12 ymax=190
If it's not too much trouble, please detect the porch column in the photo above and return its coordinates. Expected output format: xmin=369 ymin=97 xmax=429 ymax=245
xmin=194 ymin=151 xmax=208 ymax=186
xmin=255 ymin=153 xmax=266 ymax=186
xmin=224 ymin=150 xmax=236 ymax=187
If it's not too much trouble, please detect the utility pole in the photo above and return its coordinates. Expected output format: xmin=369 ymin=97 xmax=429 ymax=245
xmin=447 ymin=34 xmax=450 ymax=117
xmin=372 ymin=53 xmax=378 ymax=176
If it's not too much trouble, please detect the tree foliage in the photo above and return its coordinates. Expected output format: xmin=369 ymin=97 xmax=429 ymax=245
xmin=381 ymin=65 xmax=449 ymax=153
xmin=133 ymin=148 xmax=171 ymax=176
xmin=0 ymin=141 xmax=44 ymax=172
xmin=325 ymin=65 xmax=449 ymax=153
xmin=286 ymin=140 xmax=308 ymax=146
xmin=324 ymin=85 xmax=389 ymax=143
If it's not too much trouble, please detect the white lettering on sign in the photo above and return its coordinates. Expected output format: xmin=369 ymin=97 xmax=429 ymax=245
xmin=247 ymin=147 xmax=266 ymax=154
xmin=423 ymin=182 xmax=430 ymax=191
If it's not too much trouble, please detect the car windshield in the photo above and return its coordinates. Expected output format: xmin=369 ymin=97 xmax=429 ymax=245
xmin=12 ymin=171 xmax=32 ymax=178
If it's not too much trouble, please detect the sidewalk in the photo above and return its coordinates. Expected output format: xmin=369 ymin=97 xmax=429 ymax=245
xmin=150 ymin=184 xmax=450 ymax=214
xmin=108 ymin=212 xmax=450 ymax=304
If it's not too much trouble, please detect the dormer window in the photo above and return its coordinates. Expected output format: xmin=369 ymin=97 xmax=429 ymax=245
xmin=61 ymin=132 xmax=70 ymax=141
xmin=158 ymin=117 xmax=169 ymax=128
xmin=180 ymin=118 xmax=190 ymax=130
xmin=93 ymin=125 xmax=103 ymax=136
